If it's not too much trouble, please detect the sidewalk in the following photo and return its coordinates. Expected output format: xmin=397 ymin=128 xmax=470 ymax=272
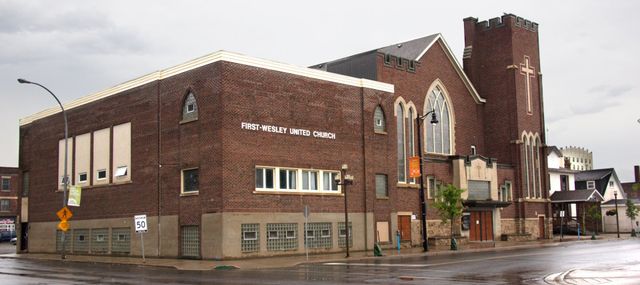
xmin=0 ymin=234 xmax=629 ymax=271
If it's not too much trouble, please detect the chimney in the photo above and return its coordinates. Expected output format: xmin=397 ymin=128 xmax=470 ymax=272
xmin=635 ymin=165 xmax=639 ymax=182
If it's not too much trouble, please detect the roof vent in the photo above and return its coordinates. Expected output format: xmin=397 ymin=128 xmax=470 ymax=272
xmin=397 ymin=44 xmax=403 ymax=48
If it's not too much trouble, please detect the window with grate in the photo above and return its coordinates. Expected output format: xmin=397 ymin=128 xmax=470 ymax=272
xmin=91 ymin=228 xmax=109 ymax=253
xmin=375 ymin=174 xmax=388 ymax=198
xmin=241 ymin=223 xmax=260 ymax=253
xmin=111 ymin=227 xmax=131 ymax=254
xmin=182 ymin=92 xmax=198 ymax=121
xmin=73 ymin=229 xmax=90 ymax=253
xmin=338 ymin=222 xmax=353 ymax=248
xmin=305 ymin=223 xmax=332 ymax=249
xmin=56 ymin=230 xmax=67 ymax=253
xmin=181 ymin=225 xmax=200 ymax=258
xmin=266 ymin=223 xmax=298 ymax=251
xmin=374 ymin=106 xmax=386 ymax=133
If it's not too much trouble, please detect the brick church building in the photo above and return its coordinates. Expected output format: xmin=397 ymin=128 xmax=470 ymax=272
xmin=18 ymin=14 xmax=550 ymax=259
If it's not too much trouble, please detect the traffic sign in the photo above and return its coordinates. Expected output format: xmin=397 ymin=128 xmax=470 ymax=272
xmin=134 ymin=215 xmax=148 ymax=233
xmin=56 ymin=206 xmax=73 ymax=221
xmin=57 ymin=221 xmax=69 ymax=232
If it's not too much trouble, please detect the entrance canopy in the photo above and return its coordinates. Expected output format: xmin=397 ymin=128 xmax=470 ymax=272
xmin=550 ymin=189 xmax=604 ymax=203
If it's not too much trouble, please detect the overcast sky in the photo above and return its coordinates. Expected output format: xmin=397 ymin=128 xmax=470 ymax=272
xmin=1 ymin=0 xmax=639 ymax=181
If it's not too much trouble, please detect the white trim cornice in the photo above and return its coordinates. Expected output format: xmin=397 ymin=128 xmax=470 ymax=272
xmin=21 ymin=51 xmax=394 ymax=126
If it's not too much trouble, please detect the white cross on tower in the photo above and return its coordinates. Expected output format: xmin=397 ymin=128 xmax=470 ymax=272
xmin=520 ymin=56 xmax=535 ymax=114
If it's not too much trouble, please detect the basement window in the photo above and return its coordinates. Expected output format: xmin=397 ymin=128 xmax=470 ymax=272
xmin=78 ymin=172 xmax=88 ymax=183
xmin=97 ymin=170 xmax=107 ymax=180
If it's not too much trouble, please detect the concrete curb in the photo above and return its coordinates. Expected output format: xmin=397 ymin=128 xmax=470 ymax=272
xmin=0 ymin=236 xmax=632 ymax=271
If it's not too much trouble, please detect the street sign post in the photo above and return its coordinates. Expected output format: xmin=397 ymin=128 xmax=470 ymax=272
xmin=56 ymin=207 xmax=73 ymax=232
xmin=304 ymin=205 xmax=309 ymax=261
xmin=134 ymin=215 xmax=147 ymax=262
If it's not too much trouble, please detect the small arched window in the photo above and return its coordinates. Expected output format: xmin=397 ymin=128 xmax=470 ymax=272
xmin=182 ymin=92 xmax=198 ymax=121
xmin=396 ymin=103 xmax=406 ymax=183
xmin=373 ymin=106 xmax=386 ymax=132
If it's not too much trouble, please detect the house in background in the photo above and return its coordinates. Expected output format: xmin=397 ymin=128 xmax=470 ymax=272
xmin=560 ymin=146 xmax=593 ymax=171
xmin=611 ymin=165 xmax=640 ymax=233
xmin=547 ymin=147 xmax=602 ymax=234
xmin=575 ymin=168 xmax=632 ymax=233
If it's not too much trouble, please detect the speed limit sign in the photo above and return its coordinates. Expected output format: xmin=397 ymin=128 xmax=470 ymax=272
xmin=134 ymin=215 xmax=148 ymax=233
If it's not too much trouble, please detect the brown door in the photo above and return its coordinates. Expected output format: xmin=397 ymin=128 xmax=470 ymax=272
xmin=470 ymin=211 xmax=493 ymax=241
xmin=398 ymin=215 xmax=411 ymax=241
xmin=538 ymin=216 xmax=546 ymax=239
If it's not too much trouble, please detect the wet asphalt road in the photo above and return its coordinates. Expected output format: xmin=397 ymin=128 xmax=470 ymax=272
xmin=0 ymin=239 xmax=638 ymax=284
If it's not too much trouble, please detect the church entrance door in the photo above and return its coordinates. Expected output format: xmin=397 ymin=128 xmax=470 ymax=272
xmin=397 ymin=215 xmax=411 ymax=241
xmin=469 ymin=211 xmax=493 ymax=241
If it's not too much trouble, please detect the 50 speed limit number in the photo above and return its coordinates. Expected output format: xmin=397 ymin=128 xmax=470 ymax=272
xmin=134 ymin=215 xmax=148 ymax=233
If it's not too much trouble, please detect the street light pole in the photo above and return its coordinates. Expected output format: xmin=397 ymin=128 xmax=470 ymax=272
xmin=416 ymin=110 xmax=438 ymax=252
xmin=18 ymin=78 xmax=69 ymax=259
xmin=337 ymin=164 xmax=353 ymax=258
xmin=614 ymin=190 xmax=620 ymax=238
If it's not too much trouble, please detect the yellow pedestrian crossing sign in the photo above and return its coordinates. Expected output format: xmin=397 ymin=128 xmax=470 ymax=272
xmin=57 ymin=206 xmax=73 ymax=221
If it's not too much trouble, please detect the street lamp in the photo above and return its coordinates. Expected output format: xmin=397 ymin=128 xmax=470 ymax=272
xmin=614 ymin=190 xmax=620 ymax=238
xmin=18 ymin=78 xmax=69 ymax=259
xmin=335 ymin=164 xmax=354 ymax=257
xmin=415 ymin=109 xmax=438 ymax=252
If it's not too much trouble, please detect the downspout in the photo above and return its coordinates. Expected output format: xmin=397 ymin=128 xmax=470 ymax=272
xmin=360 ymin=86 xmax=369 ymax=253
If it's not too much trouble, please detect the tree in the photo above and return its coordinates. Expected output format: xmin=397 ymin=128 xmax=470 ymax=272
xmin=587 ymin=204 xmax=601 ymax=240
xmin=433 ymin=184 xmax=465 ymax=250
xmin=625 ymin=199 xmax=638 ymax=237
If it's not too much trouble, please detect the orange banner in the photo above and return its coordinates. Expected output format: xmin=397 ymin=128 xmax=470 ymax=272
xmin=409 ymin=156 xmax=421 ymax=178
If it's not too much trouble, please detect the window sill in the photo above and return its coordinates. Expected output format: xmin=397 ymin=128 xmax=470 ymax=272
xmin=396 ymin=183 xmax=419 ymax=189
xmin=253 ymin=190 xmax=343 ymax=196
xmin=181 ymin=191 xmax=199 ymax=197
xmin=376 ymin=196 xmax=389 ymax=200
xmin=58 ymin=180 xmax=134 ymax=191
xmin=179 ymin=118 xmax=198 ymax=125
xmin=523 ymin=198 xmax=550 ymax=203
xmin=374 ymin=130 xmax=387 ymax=135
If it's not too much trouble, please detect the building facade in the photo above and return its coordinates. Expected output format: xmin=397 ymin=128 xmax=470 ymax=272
xmin=19 ymin=14 xmax=551 ymax=259
xmin=0 ymin=167 xmax=20 ymax=238
xmin=560 ymin=146 xmax=593 ymax=171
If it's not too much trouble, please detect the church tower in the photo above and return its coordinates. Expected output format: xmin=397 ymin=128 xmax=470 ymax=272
xmin=463 ymin=14 xmax=550 ymax=236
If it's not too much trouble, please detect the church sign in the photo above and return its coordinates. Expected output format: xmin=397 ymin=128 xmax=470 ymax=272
xmin=241 ymin=122 xmax=336 ymax=140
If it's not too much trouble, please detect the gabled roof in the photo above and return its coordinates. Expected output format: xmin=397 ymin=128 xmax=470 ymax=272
xmin=550 ymin=189 xmax=604 ymax=203
xmin=546 ymin=146 xmax=563 ymax=157
xmin=313 ymin=34 xmax=486 ymax=104
xmin=602 ymin=198 xmax=640 ymax=206
xmin=575 ymin=168 xmax=615 ymax=182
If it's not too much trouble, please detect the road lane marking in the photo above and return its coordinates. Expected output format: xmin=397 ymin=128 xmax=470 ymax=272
xmin=323 ymin=252 xmax=550 ymax=268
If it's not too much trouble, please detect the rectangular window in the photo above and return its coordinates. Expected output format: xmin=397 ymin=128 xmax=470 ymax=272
xmin=396 ymin=57 xmax=403 ymax=67
xmin=241 ymin=224 xmax=259 ymax=252
xmin=279 ymin=169 xmax=297 ymax=190
xmin=58 ymin=138 xmax=74 ymax=189
xmin=111 ymin=227 xmax=130 ymax=254
xmin=1 ymin=178 xmax=10 ymax=191
xmin=74 ymin=133 xmax=91 ymax=186
xmin=115 ymin=166 xmax=128 ymax=177
xmin=255 ymin=167 xmax=274 ymax=189
xmin=0 ymin=200 xmax=9 ymax=212
xmin=587 ymin=181 xmax=595 ymax=189
xmin=375 ymin=174 xmax=388 ymax=198
xmin=97 ymin=169 xmax=107 ymax=180
xmin=301 ymin=170 xmax=318 ymax=190
xmin=305 ymin=223 xmax=332 ymax=249
xmin=560 ymin=175 xmax=568 ymax=191
xmin=182 ymin=169 xmax=199 ymax=193
xmin=181 ymin=225 xmax=200 ymax=258
xmin=427 ymin=176 xmax=436 ymax=199
xmin=338 ymin=222 xmax=353 ymax=248
xmin=500 ymin=181 xmax=512 ymax=202
xmin=266 ymin=223 xmax=297 ymax=251
xmin=78 ymin=172 xmax=88 ymax=183
xmin=384 ymin=54 xmax=391 ymax=65
xmin=91 ymin=228 xmax=109 ymax=253
xmin=609 ymin=181 xmax=614 ymax=187
xmin=186 ymin=103 xmax=195 ymax=113
xmin=323 ymin=172 xmax=338 ymax=191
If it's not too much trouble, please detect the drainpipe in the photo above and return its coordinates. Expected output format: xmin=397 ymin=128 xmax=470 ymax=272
xmin=360 ymin=87 xmax=369 ymax=253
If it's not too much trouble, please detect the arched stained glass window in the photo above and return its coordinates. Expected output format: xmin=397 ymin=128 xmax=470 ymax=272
xmin=425 ymin=87 xmax=452 ymax=155
xmin=396 ymin=104 xmax=406 ymax=183
xmin=182 ymin=92 xmax=198 ymax=121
